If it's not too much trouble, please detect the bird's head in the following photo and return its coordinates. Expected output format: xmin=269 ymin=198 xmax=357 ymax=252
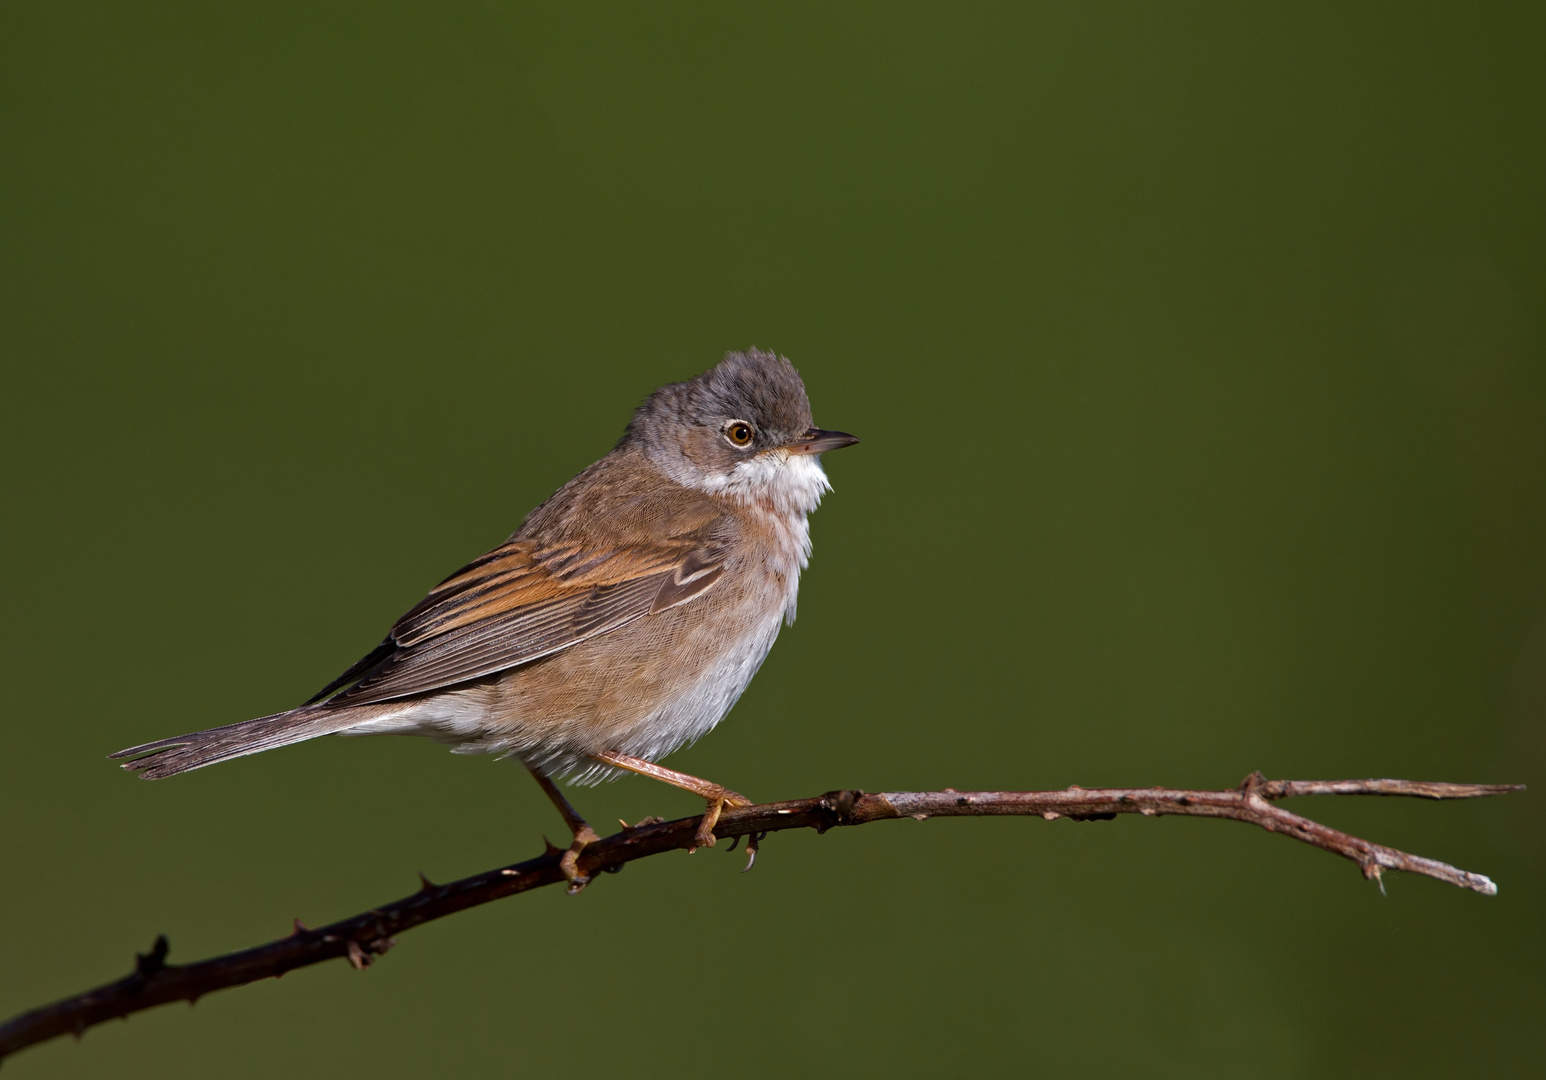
xmin=626 ymin=349 xmax=859 ymax=515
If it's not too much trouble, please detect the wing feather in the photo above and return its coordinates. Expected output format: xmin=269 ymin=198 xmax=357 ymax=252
xmin=312 ymin=525 xmax=732 ymax=708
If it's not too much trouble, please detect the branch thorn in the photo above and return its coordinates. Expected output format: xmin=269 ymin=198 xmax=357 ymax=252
xmin=131 ymin=935 xmax=170 ymax=985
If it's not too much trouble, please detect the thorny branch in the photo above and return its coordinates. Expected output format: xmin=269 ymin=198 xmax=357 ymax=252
xmin=0 ymin=772 xmax=1522 ymax=1062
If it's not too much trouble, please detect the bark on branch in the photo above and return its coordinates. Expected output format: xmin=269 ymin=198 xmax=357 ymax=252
xmin=0 ymin=772 xmax=1522 ymax=1062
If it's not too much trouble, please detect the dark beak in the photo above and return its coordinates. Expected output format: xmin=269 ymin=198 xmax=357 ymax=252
xmin=784 ymin=427 xmax=860 ymax=455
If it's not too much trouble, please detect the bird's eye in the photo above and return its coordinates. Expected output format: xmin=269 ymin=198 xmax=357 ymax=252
xmin=724 ymin=421 xmax=755 ymax=448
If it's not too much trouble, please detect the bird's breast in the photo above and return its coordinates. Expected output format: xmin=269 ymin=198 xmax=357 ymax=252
xmin=737 ymin=506 xmax=812 ymax=625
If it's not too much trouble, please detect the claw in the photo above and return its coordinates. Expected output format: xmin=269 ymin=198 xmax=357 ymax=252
xmin=742 ymin=830 xmax=765 ymax=873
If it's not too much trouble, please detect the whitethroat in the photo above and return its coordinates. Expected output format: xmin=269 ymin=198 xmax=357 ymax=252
xmin=112 ymin=349 xmax=859 ymax=887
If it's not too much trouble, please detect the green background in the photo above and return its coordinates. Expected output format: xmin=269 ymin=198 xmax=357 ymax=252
xmin=4 ymin=3 xmax=1543 ymax=1075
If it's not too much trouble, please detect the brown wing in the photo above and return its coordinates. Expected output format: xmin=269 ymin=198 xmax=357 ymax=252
xmin=310 ymin=529 xmax=730 ymax=708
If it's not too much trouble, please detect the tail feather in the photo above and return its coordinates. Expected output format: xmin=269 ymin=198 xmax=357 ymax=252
xmin=110 ymin=705 xmax=365 ymax=780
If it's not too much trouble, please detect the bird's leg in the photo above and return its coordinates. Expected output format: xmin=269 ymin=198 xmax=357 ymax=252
xmin=589 ymin=750 xmax=751 ymax=852
xmin=526 ymin=767 xmax=600 ymax=893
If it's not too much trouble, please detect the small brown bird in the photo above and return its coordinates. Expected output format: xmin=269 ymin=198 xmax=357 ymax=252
xmin=112 ymin=349 xmax=858 ymax=885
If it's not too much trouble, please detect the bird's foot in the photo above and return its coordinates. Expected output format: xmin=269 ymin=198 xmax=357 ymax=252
xmin=527 ymin=766 xmax=602 ymax=895
xmin=692 ymin=789 xmax=752 ymax=852
xmin=583 ymin=750 xmax=754 ymax=857
xmin=558 ymin=820 xmax=601 ymax=894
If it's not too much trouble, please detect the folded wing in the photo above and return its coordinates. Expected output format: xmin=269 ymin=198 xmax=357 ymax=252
xmin=310 ymin=529 xmax=730 ymax=708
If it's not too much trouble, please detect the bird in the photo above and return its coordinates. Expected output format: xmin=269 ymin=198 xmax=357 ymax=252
xmin=111 ymin=348 xmax=859 ymax=887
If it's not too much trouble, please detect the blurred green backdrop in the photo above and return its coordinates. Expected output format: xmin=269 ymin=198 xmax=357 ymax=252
xmin=3 ymin=3 xmax=1543 ymax=1076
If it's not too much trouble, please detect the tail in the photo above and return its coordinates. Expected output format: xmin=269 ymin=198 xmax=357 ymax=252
xmin=109 ymin=704 xmax=369 ymax=780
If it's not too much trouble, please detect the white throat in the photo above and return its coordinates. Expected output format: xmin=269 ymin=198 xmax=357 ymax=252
xmin=692 ymin=450 xmax=832 ymax=517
